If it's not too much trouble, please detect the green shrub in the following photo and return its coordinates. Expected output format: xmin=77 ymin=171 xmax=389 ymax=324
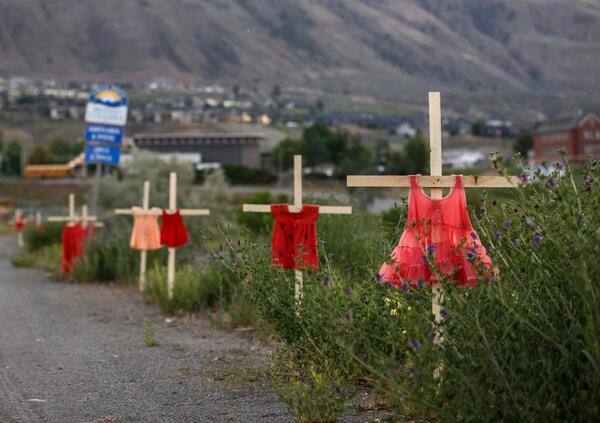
xmin=235 ymin=191 xmax=288 ymax=234
xmin=11 ymin=243 xmax=62 ymax=275
xmin=222 ymin=164 xmax=277 ymax=185
xmin=145 ymin=262 xmax=241 ymax=315
xmin=24 ymin=223 xmax=62 ymax=252
xmin=271 ymin=349 xmax=349 ymax=423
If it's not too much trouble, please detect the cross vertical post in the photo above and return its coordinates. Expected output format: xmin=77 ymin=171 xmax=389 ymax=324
xmin=15 ymin=209 xmax=24 ymax=248
xmin=167 ymin=172 xmax=177 ymax=300
xmin=428 ymin=92 xmax=444 ymax=326
xmin=139 ymin=180 xmax=150 ymax=292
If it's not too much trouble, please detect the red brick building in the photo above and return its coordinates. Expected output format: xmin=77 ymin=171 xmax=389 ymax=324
xmin=532 ymin=112 xmax=600 ymax=164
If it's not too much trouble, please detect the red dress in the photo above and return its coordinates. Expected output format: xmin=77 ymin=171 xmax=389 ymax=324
xmin=379 ymin=175 xmax=494 ymax=287
xmin=62 ymin=223 xmax=84 ymax=273
xmin=15 ymin=217 xmax=25 ymax=233
xmin=160 ymin=209 xmax=189 ymax=248
xmin=271 ymin=204 xmax=319 ymax=270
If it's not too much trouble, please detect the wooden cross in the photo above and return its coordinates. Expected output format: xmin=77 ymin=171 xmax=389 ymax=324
xmin=47 ymin=194 xmax=100 ymax=226
xmin=347 ymin=92 xmax=518 ymax=324
xmin=115 ymin=173 xmax=210 ymax=299
xmin=14 ymin=209 xmax=25 ymax=248
xmin=243 ymin=155 xmax=352 ymax=307
xmin=114 ymin=180 xmax=154 ymax=292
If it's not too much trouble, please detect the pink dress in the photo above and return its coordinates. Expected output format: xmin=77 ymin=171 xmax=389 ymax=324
xmin=379 ymin=175 xmax=494 ymax=288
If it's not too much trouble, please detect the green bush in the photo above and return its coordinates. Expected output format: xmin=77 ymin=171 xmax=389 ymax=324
xmin=222 ymin=164 xmax=277 ymax=185
xmin=235 ymin=191 xmax=288 ymax=234
xmin=145 ymin=262 xmax=243 ymax=315
xmin=24 ymin=223 xmax=63 ymax=252
xmin=230 ymin=158 xmax=600 ymax=421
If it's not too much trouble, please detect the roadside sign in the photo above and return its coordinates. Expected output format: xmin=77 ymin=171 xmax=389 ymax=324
xmin=84 ymin=144 xmax=121 ymax=165
xmin=84 ymin=84 xmax=128 ymax=126
xmin=85 ymin=124 xmax=123 ymax=145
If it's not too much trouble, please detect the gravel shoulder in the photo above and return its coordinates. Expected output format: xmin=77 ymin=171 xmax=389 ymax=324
xmin=0 ymin=236 xmax=288 ymax=423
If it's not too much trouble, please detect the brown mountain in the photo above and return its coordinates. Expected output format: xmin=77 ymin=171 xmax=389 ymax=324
xmin=0 ymin=0 xmax=599 ymax=98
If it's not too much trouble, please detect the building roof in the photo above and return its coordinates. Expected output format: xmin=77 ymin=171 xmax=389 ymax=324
xmin=535 ymin=112 xmax=600 ymax=134
xmin=133 ymin=132 xmax=264 ymax=141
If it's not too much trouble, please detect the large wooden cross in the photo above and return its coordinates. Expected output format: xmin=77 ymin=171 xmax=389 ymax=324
xmin=115 ymin=173 xmax=210 ymax=299
xmin=347 ymin=92 xmax=518 ymax=324
xmin=243 ymin=155 xmax=352 ymax=307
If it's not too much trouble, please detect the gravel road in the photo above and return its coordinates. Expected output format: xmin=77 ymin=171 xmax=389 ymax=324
xmin=0 ymin=236 xmax=290 ymax=423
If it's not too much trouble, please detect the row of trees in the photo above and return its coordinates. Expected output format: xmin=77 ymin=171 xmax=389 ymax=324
xmin=270 ymin=123 xmax=429 ymax=176
xmin=0 ymin=137 xmax=83 ymax=176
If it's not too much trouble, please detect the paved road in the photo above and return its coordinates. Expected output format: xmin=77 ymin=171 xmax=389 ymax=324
xmin=0 ymin=236 xmax=288 ymax=423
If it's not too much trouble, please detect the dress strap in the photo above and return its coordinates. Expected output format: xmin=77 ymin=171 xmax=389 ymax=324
xmin=454 ymin=175 xmax=462 ymax=187
xmin=409 ymin=175 xmax=419 ymax=188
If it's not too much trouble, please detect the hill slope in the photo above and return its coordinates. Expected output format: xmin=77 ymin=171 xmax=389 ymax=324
xmin=0 ymin=0 xmax=598 ymax=97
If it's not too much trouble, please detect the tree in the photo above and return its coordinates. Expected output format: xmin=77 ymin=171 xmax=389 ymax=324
xmin=1 ymin=140 xmax=22 ymax=175
xmin=28 ymin=145 xmax=54 ymax=164
xmin=302 ymin=123 xmax=332 ymax=166
xmin=513 ymin=131 xmax=534 ymax=158
xmin=402 ymin=133 xmax=429 ymax=174
xmin=340 ymin=136 xmax=372 ymax=174
xmin=271 ymin=84 xmax=281 ymax=100
xmin=471 ymin=119 xmax=486 ymax=136
xmin=271 ymin=138 xmax=303 ymax=171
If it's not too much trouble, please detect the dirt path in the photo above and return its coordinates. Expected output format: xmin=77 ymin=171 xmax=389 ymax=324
xmin=0 ymin=236 xmax=289 ymax=423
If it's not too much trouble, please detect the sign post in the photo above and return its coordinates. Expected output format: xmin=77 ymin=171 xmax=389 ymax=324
xmin=84 ymin=84 xmax=128 ymax=233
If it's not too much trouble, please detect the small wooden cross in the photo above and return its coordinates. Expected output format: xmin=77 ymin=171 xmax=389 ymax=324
xmin=47 ymin=194 xmax=101 ymax=226
xmin=115 ymin=173 xmax=210 ymax=299
xmin=114 ymin=180 xmax=154 ymax=292
xmin=13 ymin=209 xmax=25 ymax=248
xmin=347 ymin=92 xmax=518 ymax=324
xmin=243 ymin=155 xmax=352 ymax=307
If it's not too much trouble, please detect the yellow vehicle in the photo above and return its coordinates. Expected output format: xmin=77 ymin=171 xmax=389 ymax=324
xmin=24 ymin=153 xmax=84 ymax=179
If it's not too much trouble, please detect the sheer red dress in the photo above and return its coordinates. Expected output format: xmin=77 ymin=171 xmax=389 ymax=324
xmin=379 ymin=175 xmax=494 ymax=287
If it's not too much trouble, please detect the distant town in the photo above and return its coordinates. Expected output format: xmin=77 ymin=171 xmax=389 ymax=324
xmin=1 ymin=75 xmax=599 ymax=182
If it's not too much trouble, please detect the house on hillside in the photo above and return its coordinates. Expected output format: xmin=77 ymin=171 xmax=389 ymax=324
xmin=532 ymin=112 xmax=600 ymax=164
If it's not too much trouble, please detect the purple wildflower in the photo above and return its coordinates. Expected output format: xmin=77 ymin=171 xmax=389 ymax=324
xmin=401 ymin=283 xmax=409 ymax=293
xmin=519 ymin=173 xmax=529 ymax=183
xmin=375 ymin=273 xmax=383 ymax=282
xmin=485 ymin=245 xmax=492 ymax=254
xmin=489 ymin=278 xmax=497 ymax=286
xmin=232 ymin=257 xmax=237 ymax=265
xmin=344 ymin=287 xmax=352 ymax=296
xmin=532 ymin=234 xmax=543 ymax=247
xmin=237 ymin=239 xmax=242 ymax=247
xmin=546 ymin=178 xmax=555 ymax=189
xmin=344 ymin=312 xmax=353 ymax=322
xmin=440 ymin=310 xmax=449 ymax=319
xmin=416 ymin=279 xmax=425 ymax=289
xmin=492 ymin=200 xmax=497 ymax=206
xmin=410 ymin=338 xmax=422 ymax=349
xmin=471 ymin=232 xmax=478 ymax=240
xmin=503 ymin=220 xmax=511 ymax=230
xmin=323 ymin=277 xmax=331 ymax=288
xmin=335 ymin=386 xmax=342 ymax=394
xmin=466 ymin=251 xmax=475 ymax=262
xmin=219 ymin=244 xmax=224 ymax=253
xmin=427 ymin=245 xmax=436 ymax=255
xmin=493 ymin=230 xmax=501 ymax=241
xmin=421 ymin=255 xmax=428 ymax=264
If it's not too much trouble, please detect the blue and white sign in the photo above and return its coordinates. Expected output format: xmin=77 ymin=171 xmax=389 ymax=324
xmin=85 ymin=124 xmax=123 ymax=145
xmin=84 ymin=84 xmax=128 ymax=126
xmin=84 ymin=144 xmax=121 ymax=165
